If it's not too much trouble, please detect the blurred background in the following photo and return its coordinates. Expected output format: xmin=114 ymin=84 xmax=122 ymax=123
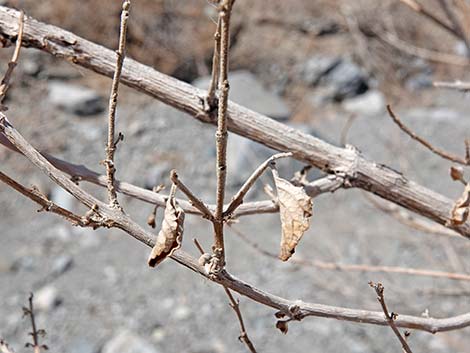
xmin=1 ymin=0 xmax=470 ymax=352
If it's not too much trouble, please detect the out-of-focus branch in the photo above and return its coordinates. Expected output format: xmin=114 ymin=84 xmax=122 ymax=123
xmin=387 ymin=105 xmax=470 ymax=165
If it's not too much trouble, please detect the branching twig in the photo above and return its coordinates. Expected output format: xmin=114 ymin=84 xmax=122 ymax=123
xmin=387 ymin=105 xmax=469 ymax=165
xmin=104 ymin=0 xmax=130 ymax=209
xmin=369 ymin=282 xmax=413 ymax=353
xmin=223 ymin=287 xmax=257 ymax=353
xmin=170 ymin=169 xmax=214 ymax=221
xmin=0 ymin=10 xmax=23 ymax=110
xmin=23 ymin=294 xmax=48 ymax=353
xmin=213 ymin=0 xmax=236 ymax=266
xmin=2 ymin=115 xmax=470 ymax=335
xmin=224 ymin=152 xmax=292 ymax=218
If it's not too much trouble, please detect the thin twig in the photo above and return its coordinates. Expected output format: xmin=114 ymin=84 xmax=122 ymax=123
xmin=364 ymin=193 xmax=461 ymax=238
xmin=24 ymin=293 xmax=48 ymax=353
xmin=369 ymin=282 xmax=413 ymax=353
xmin=229 ymin=225 xmax=470 ymax=281
xmin=224 ymin=152 xmax=292 ymax=218
xmin=0 ymin=170 xmax=101 ymax=228
xmin=387 ymin=105 xmax=469 ymax=165
xmin=223 ymin=287 xmax=257 ymax=353
xmin=206 ymin=15 xmax=222 ymax=109
xmin=213 ymin=0 xmax=236 ymax=266
xmin=170 ymin=169 xmax=214 ymax=221
xmin=104 ymin=0 xmax=130 ymax=208
xmin=0 ymin=10 xmax=24 ymax=110
xmin=433 ymin=80 xmax=470 ymax=92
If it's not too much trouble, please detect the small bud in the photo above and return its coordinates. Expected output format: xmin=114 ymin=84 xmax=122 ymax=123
xmin=276 ymin=320 xmax=288 ymax=334
xmin=450 ymin=166 xmax=465 ymax=181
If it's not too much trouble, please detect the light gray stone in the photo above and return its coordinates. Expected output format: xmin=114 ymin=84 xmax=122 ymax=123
xmin=192 ymin=70 xmax=291 ymax=120
xmin=102 ymin=331 xmax=160 ymax=353
xmin=48 ymin=82 xmax=105 ymax=116
xmin=298 ymin=55 xmax=341 ymax=86
xmin=342 ymin=90 xmax=385 ymax=116
xmin=35 ymin=285 xmax=61 ymax=312
xmin=51 ymin=255 xmax=73 ymax=277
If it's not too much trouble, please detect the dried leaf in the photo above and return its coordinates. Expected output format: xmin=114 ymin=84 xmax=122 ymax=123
xmin=450 ymin=183 xmax=470 ymax=225
xmin=273 ymin=172 xmax=313 ymax=261
xmin=148 ymin=190 xmax=185 ymax=267
xmin=450 ymin=166 xmax=464 ymax=182
xmin=276 ymin=320 xmax=289 ymax=334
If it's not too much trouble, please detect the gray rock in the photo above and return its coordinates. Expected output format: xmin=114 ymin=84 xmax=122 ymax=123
xmin=144 ymin=162 xmax=172 ymax=189
xmin=70 ymin=339 xmax=99 ymax=353
xmin=321 ymin=58 xmax=369 ymax=101
xmin=48 ymin=82 xmax=105 ymax=116
xmin=51 ymin=255 xmax=73 ymax=277
xmin=192 ymin=70 xmax=291 ymax=120
xmin=35 ymin=285 xmax=61 ymax=312
xmin=102 ymin=331 xmax=160 ymax=353
xmin=298 ymin=55 xmax=341 ymax=86
xmin=10 ymin=256 xmax=35 ymax=272
xmin=342 ymin=90 xmax=385 ymax=116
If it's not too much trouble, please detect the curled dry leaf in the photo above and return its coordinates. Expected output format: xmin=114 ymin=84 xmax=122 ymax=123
xmin=272 ymin=171 xmax=313 ymax=261
xmin=450 ymin=183 xmax=470 ymax=225
xmin=148 ymin=187 xmax=185 ymax=267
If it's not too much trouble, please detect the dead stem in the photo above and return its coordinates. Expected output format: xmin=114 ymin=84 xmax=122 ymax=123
xmin=104 ymin=0 xmax=130 ymax=209
xmin=369 ymin=282 xmax=413 ymax=353
xmin=0 ymin=10 xmax=24 ymax=110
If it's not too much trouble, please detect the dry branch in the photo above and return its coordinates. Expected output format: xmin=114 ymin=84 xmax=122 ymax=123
xmin=103 ymin=0 xmax=130 ymax=209
xmin=387 ymin=105 xmax=469 ymax=165
xmin=369 ymin=282 xmax=413 ymax=353
xmin=0 ymin=10 xmax=23 ymax=109
xmin=0 ymin=7 xmax=469 ymax=239
xmin=229 ymin=226 xmax=470 ymax=282
xmin=434 ymin=80 xmax=470 ymax=91
xmin=2 ymin=114 xmax=470 ymax=334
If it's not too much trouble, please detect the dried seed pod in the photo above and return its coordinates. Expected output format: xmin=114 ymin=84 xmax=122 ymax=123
xmin=276 ymin=320 xmax=288 ymax=334
xmin=272 ymin=170 xmax=313 ymax=261
xmin=148 ymin=185 xmax=185 ymax=267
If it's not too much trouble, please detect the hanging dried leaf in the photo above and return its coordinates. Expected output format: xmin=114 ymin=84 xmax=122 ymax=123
xmin=450 ymin=183 xmax=470 ymax=225
xmin=272 ymin=171 xmax=313 ymax=261
xmin=148 ymin=188 xmax=185 ymax=267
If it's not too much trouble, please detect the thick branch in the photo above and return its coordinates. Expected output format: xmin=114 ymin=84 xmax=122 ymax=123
xmin=0 ymin=7 xmax=469 ymax=240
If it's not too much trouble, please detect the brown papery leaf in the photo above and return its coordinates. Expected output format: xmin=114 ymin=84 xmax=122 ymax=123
xmin=450 ymin=183 xmax=470 ymax=225
xmin=148 ymin=189 xmax=185 ymax=267
xmin=272 ymin=171 xmax=313 ymax=261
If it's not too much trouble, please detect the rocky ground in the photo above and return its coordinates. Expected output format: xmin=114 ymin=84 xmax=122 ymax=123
xmin=1 ymin=1 xmax=470 ymax=353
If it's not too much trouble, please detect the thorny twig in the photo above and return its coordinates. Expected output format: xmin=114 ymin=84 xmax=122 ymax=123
xmin=104 ymin=0 xmax=130 ymax=209
xmin=23 ymin=294 xmax=48 ymax=353
xmin=213 ymin=0 xmax=236 ymax=267
xmin=224 ymin=152 xmax=292 ymax=218
xmin=223 ymin=287 xmax=257 ymax=353
xmin=0 ymin=10 xmax=23 ymax=110
xmin=387 ymin=105 xmax=470 ymax=165
xmin=369 ymin=282 xmax=413 ymax=353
